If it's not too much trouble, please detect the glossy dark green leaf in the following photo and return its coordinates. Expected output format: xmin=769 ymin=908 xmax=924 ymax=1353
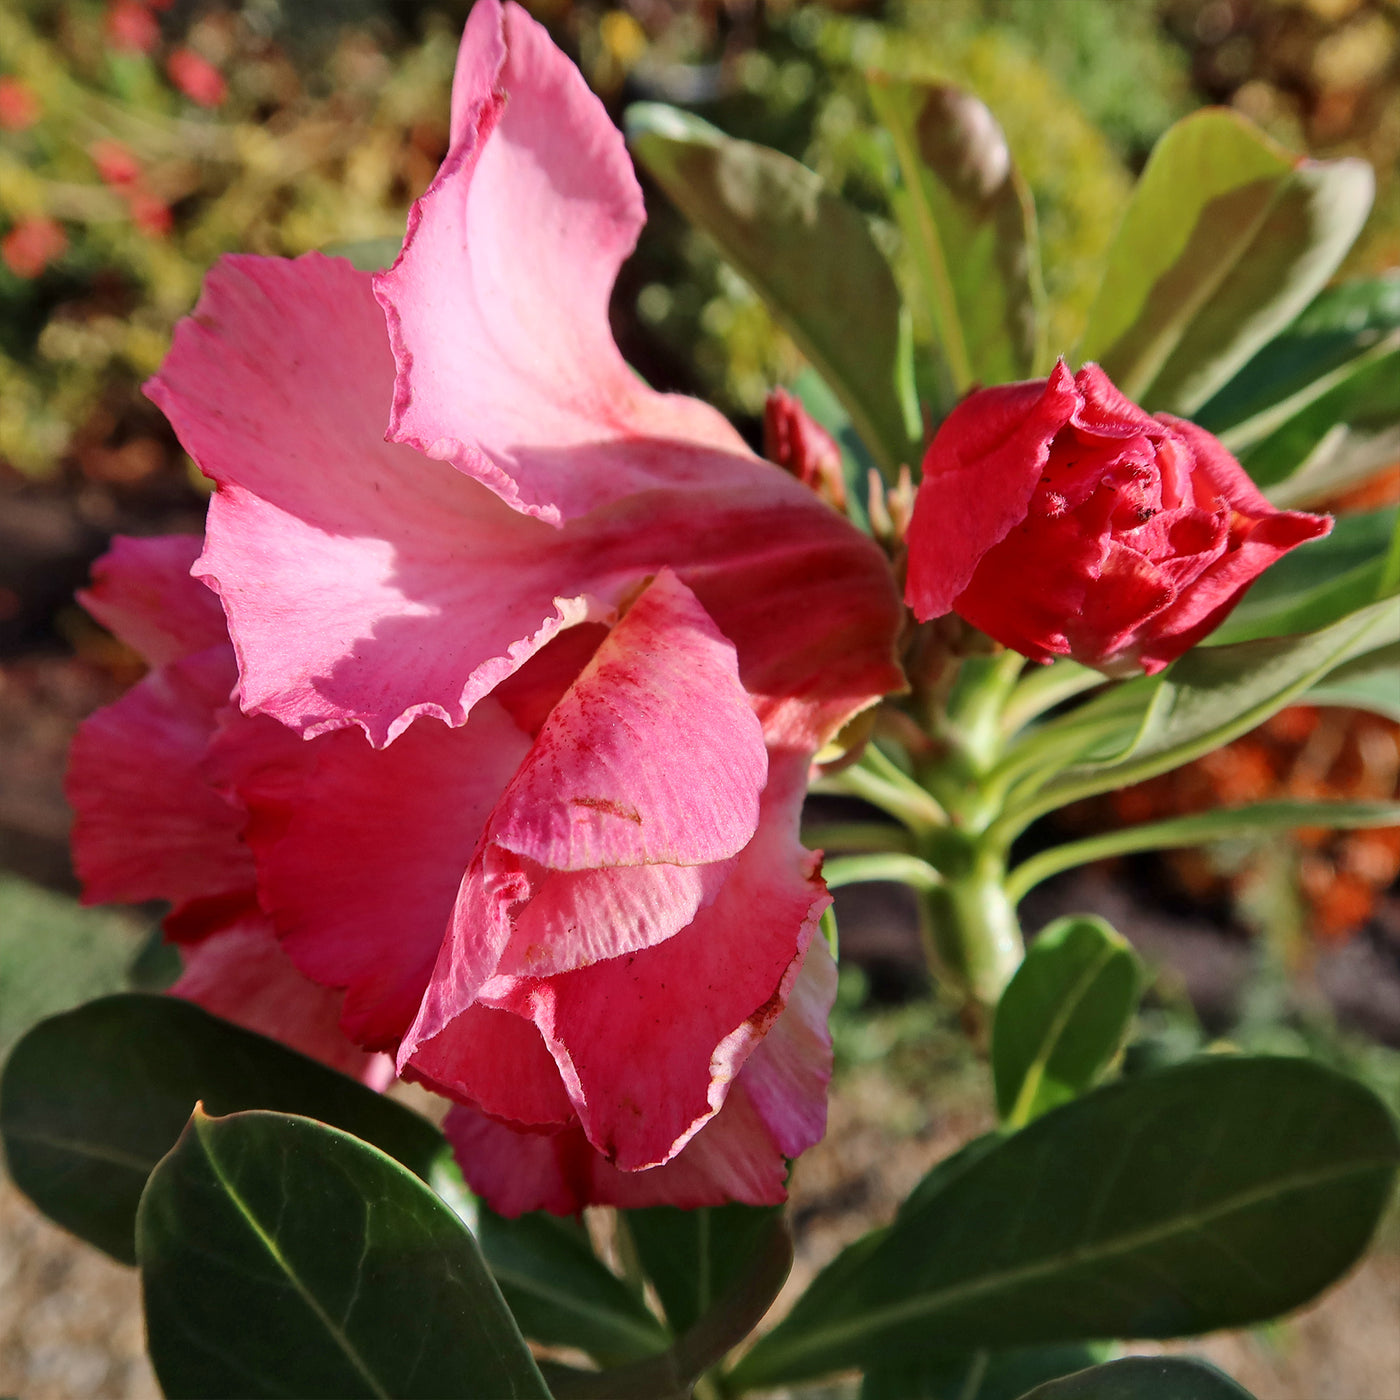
xmin=869 ymin=74 xmax=1043 ymax=391
xmin=727 ymin=1056 xmax=1399 ymax=1389
xmin=993 ymin=917 xmax=1140 ymax=1127
xmin=0 ymin=994 xmax=449 ymax=1264
xmin=1080 ymin=109 xmax=1373 ymax=415
xmin=1017 ymin=1356 xmax=1255 ymax=1400
xmin=626 ymin=1202 xmax=782 ymax=1335
xmin=548 ymin=1211 xmax=792 ymax=1400
xmin=477 ymin=1206 xmax=668 ymax=1364
xmin=862 ymin=1344 xmax=1107 ymax=1400
xmin=1195 ymin=274 xmax=1400 ymax=439
xmin=138 ymin=1108 xmax=548 ymax=1400
xmin=625 ymin=102 xmax=920 ymax=477
xmin=1208 ymin=508 xmax=1398 ymax=645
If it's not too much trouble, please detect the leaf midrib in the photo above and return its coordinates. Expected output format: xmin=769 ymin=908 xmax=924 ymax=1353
xmin=739 ymin=1153 xmax=1395 ymax=1383
xmin=196 ymin=1122 xmax=390 ymax=1400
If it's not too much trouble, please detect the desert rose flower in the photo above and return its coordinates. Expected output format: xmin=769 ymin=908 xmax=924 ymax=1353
xmin=74 ymin=0 xmax=903 ymax=1214
xmin=905 ymin=361 xmax=1330 ymax=674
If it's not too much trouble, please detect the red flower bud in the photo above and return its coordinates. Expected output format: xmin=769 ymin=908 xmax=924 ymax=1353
xmin=905 ymin=361 xmax=1331 ymax=675
xmin=763 ymin=386 xmax=846 ymax=511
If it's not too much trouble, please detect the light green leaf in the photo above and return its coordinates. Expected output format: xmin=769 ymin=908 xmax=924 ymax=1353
xmin=477 ymin=1207 xmax=668 ymax=1365
xmin=1080 ymin=109 xmax=1373 ymax=415
xmin=1305 ymin=642 xmax=1400 ymax=719
xmin=993 ymin=917 xmax=1140 ymax=1127
xmin=869 ymin=74 xmax=1043 ymax=392
xmin=1242 ymin=347 xmax=1400 ymax=505
xmin=1207 ymin=508 xmax=1398 ymax=645
xmin=1016 ymin=1356 xmax=1255 ymax=1399
xmin=0 ymin=994 xmax=449 ymax=1265
xmin=138 ymin=1108 xmax=548 ymax=1400
xmin=625 ymin=102 xmax=920 ymax=477
xmin=1196 ymin=274 xmax=1400 ymax=442
xmin=998 ymin=598 xmax=1398 ymax=834
xmin=322 ymin=236 xmax=403 ymax=271
xmin=1007 ymin=800 xmax=1400 ymax=904
xmin=727 ymin=1057 xmax=1399 ymax=1389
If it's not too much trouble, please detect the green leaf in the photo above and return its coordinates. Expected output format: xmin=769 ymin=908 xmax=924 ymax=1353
xmin=1195 ymin=274 xmax=1400 ymax=441
xmin=1243 ymin=345 xmax=1400 ymax=506
xmin=626 ymin=1202 xmax=781 ymax=1335
xmin=1016 ymin=1356 xmax=1255 ymax=1400
xmin=993 ymin=916 xmax=1140 ymax=1127
xmin=625 ymin=102 xmax=920 ymax=477
xmin=999 ymin=597 xmax=1398 ymax=834
xmin=549 ymin=1211 xmax=793 ymax=1400
xmin=1207 ymin=508 xmax=1398 ymax=645
xmin=868 ymin=74 xmax=1043 ymax=392
xmin=477 ymin=1207 xmax=668 ymax=1365
xmin=727 ymin=1056 xmax=1400 ymax=1389
xmin=863 ymin=1345 xmax=1108 ymax=1400
xmin=0 ymin=994 xmax=449 ymax=1264
xmin=138 ymin=1108 xmax=549 ymax=1400
xmin=1080 ymin=109 xmax=1373 ymax=415
xmin=323 ymin=236 xmax=404 ymax=271
xmin=1006 ymin=800 xmax=1400 ymax=905
xmin=1305 ymin=643 xmax=1400 ymax=720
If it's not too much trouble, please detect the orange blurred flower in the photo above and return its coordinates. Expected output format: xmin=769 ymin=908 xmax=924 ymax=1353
xmin=2 ymin=217 xmax=67 ymax=278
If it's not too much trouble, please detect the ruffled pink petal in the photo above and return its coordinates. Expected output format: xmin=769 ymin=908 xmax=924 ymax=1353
xmin=153 ymin=252 xmax=901 ymax=750
xmin=443 ymin=1077 xmax=790 ymax=1217
xmin=67 ymin=645 xmax=252 ymax=916
xmin=172 ymin=917 xmax=392 ymax=1087
xmin=405 ymin=1002 xmax=574 ymax=1127
xmin=906 ymin=362 xmax=1080 ymax=621
xmin=147 ymin=251 xmax=602 ymax=747
xmin=475 ymin=750 xmax=827 ymax=1171
xmin=375 ymin=0 xmax=751 ymax=525
xmin=78 ymin=535 xmax=226 ymax=668
xmin=400 ymin=576 xmax=768 ymax=1049
xmin=734 ymin=934 xmax=837 ymax=1159
xmin=232 ymin=700 xmax=531 ymax=1050
xmin=489 ymin=571 xmax=765 ymax=872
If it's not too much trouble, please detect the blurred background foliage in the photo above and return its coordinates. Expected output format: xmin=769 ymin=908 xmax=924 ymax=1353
xmin=1 ymin=0 xmax=1398 ymax=981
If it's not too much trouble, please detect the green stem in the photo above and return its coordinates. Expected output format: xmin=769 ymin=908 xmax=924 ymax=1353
xmin=817 ymin=749 xmax=947 ymax=837
xmin=920 ymin=846 xmax=1024 ymax=1009
xmin=823 ymin=853 xmax=943 ymax=893
xmin=801 ymin=821 xmax=915 ymax=853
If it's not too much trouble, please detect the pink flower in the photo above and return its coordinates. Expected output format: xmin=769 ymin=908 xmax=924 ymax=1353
xmin=0 ymin=77 xmax=40 ymax=132
xmin=73 ymin=0 xmax=902 ymax=1214
xmin=2 ymin=217 xmax=65 ymax=279
xmin=166 ymin=48 xmax=225 ymax=108
xmin=905 ymin=362 xmax=1331 ymax=675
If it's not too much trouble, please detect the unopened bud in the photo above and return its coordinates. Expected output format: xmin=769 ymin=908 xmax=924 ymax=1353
xmin=763 ymin=387 xmax=847 ymax=511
